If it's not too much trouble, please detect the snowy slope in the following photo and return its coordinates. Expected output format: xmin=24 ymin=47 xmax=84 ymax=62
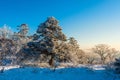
xmin=0 ymin=66 xmax=119 ymax=80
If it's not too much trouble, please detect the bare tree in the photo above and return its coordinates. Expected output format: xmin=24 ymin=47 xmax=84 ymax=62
xmin=92 ymin=44 xmax=110 ymax=64
xmin=85 ymin=53 xmax=99 ymax=64
xmin=92 ymin=44 xmax=118 ymax=64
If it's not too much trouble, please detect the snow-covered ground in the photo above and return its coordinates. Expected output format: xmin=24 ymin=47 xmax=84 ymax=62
xmin=0 ymin=65 xmax=20 ymax=71
xmin=0 ymin=65 xmax=119 ymax=80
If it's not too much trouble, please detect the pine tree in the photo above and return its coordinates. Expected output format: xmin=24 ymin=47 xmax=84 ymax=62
xmin=22 ymin=17 xmax=66 ymax=67
xmin=37 ymin=17 xmax=66 ymax=67
xmin=114 ymin=58 xmax=120 ymax=74
xmin=68 ymin=37 xmax=84 ymax=64
xmin=13 ymin=24 xmax=31 ymax=47
xmin=17 ymin=24 xmax=29 ymax=38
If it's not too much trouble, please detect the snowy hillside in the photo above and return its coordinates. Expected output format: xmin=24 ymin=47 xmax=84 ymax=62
xmin=0 ymin=65 xmax=119 ymax=80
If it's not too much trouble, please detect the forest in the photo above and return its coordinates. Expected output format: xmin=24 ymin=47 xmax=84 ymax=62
xmin=0 ymin=17 xmax=120 ymax=74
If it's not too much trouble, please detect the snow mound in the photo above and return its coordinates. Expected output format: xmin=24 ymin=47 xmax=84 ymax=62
xmin=0 ymin=65 xmax=20 ymax=71
xmin=88 ymin=65 xmax=105 ymax=70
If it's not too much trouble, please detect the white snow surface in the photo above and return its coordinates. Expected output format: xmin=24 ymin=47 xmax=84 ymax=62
xmin=0 ymin=65 xmax=119 ymax=80
xmin=0 ymin=65 xmax=20 ymax=70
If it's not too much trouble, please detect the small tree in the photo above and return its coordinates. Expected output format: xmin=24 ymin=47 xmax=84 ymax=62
xmin=85 ymin=53 xmax=98 ymax=64
xmin=113 ymin=57 xmax=120 ymax=74
xmin=13 ymin=24 xmax=31 ymax=46
xmin=17 ymin=24 xmax=29 ymax=38
xmin=0 ymin=24 xmax=13 ymax=39
xmin=107 ymin=48 xmax=118 ymax=62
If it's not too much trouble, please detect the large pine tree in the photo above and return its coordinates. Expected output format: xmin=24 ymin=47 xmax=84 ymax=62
xmin=23 ymin=17 xmax=66 ymax=67
xmin=36 ymin=17 xmax=67 ymax=66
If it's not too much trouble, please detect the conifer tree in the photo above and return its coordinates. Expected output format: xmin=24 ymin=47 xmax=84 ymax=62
xmin=17 ymin=24 xmax=29 ymax=38
xmin=24 ymin=17 xmax=66 ymax=67
xmin=37 ymin=17 xmax=66 ymax=67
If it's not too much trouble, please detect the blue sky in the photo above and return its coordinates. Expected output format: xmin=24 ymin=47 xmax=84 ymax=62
xmin=0 ymin=0 xmax=120 ymax=50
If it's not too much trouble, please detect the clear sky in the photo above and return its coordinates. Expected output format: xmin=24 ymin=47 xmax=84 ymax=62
xmin=0 ymin=0 xmax=120 ymax=50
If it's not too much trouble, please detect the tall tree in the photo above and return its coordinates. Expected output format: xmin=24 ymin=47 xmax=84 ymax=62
xmin=37 ymin=17 xmax=66 ymax=67
xmin=22 ymin=17 xmax=66 ymax=67
xmin=68 ymin=37 xmax=85 ymax=64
